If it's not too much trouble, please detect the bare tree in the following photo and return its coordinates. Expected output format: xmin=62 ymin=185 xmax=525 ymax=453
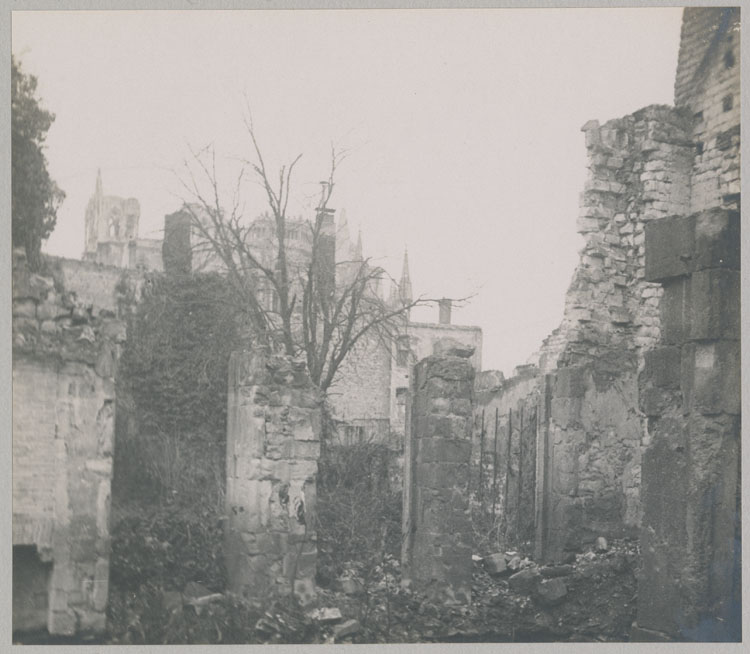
xmin=177 ymin=118 xmax=458 ymax=392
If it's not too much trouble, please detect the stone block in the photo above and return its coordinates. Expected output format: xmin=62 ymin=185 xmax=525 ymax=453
xmin=660 ymin=277 xmax=691 ymax=345
xmin=417 ymin=438 xmax=471 ymax=464
xmin=423 ymin=414 xmax=471 ymax=439
xmin=640 ymin=386 xmax=680 ymax=417
xmin=688 ymin=269 xmax=740 ymax=341
xmin=644 ymin=214 xmax=695 ymax=282
xmin=416 ymin=462 xmax=469 ymax=491
xmin=482 ymin=553 xmax=507 ymax=575
xmin=49 ymin=610 xmax=77 ymax=635
xmin=642 ymin=347 xmax=682 ymax=389
xmin=693 ymin=208 xmax=740 ymax=271
xmin=508 ymin=567 xmax=541 ymax=594
xmin=333 ymin=618 xmax=361 ymax=640
xmin=681 ymin=341 xmax=740 ymax=415
xmin=539 ymin=564 xmax=574 ymax=578
xmin=535 ymin=577 xmax=567 ymax=606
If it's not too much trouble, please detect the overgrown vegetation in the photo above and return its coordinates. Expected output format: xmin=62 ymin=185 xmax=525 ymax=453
xmin=114 ymin=272 xmax=241 ymax=508
xmin=108 ymin=272 xmax=241 ymax=641
xmin=317 ymin=441 xmax=402 ymax=586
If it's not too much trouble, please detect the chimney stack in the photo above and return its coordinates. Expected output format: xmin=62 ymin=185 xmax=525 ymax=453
xmin=439 ymin=298 xmax=452 ymax=325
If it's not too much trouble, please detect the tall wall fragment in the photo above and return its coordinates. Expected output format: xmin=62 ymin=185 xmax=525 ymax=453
xmin=631 ymin=7 xmax=741 ymax=641
xmin=224 ymin=348 xmax=322 ymax=605
xmin=402 ymin=346 xmax=475 ymax=604
xmin=634 ymin=212 xmax=740 ymax=641
xmin=12 ymin=250 xmax=140 ymax=635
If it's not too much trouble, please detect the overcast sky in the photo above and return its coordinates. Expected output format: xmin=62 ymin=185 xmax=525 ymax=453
xmin=12 ymin=8 xmax=684 ymax=375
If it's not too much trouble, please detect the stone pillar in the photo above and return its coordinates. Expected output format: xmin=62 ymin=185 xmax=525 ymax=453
xmin=635 ymin=209 xmax=740 ymax=641
xmin=401 ymin=346 xmax=474 ymax=604
xmin=224 ymin=347 xmax=322 ymax=605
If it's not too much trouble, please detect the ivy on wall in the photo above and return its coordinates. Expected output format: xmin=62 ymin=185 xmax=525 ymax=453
xmin=120 ymin=273 xmax=242 ymax=439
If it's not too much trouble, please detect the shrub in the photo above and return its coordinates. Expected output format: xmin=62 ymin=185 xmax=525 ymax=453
xmin=109 ymin=503 xmax=226 ymax=593
xmin=316 ymin=440 xmax=402 ymax=587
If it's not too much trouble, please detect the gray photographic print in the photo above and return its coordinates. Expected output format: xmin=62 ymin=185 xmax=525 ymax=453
xmin=10 ymin=5 xmax=741 ymax=645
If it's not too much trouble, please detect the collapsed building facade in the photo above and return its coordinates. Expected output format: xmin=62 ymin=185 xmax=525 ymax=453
xmin=12 ymin=6 xmax=740 ymax=642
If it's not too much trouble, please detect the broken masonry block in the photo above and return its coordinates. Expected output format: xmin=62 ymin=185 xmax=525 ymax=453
xmin=644 ymin=214 xmax=695 ymax=282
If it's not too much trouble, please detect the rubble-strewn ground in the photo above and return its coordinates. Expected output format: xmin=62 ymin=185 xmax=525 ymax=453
xmin=93 ymin=537 xmax=638 ymax=644
xmin=13 ymin=492 xmax=640 ymax=646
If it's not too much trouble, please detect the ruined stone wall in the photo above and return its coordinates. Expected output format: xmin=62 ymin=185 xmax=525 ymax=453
xmin=130 ymin=238 xmax=164 ymax=271
xmin=12 ymin=251 xmax=136 ymax=635
xmin=328 ymin=333 xmax=393 ymax=443
xmin=634 ymin=210 xmax=740 ymax=642
xmin=472 ymin=367 xmax=539 ymax=552
xmin=630 ymin=7 xmax=741 ymax=641
xmin=541 ymin=105 xmax=693 ymax=373
xmin=481 ymin=104 xmax=696 ymax=562
xmin=224 ymin=348 xmax=322 ymax=606
xmin=401 ymin=349 xmax=474 ymax=604
xmin=46 ymin=256 xmax=149 ymax=318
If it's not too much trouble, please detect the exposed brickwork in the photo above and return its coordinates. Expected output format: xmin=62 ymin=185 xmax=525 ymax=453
xmin=224 ymin=348 xmax=322 ymax=606
xmin=402 ymin=348 xmax=475 ymax=604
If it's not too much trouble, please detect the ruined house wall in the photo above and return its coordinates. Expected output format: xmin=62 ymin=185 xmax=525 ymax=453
xmin=12 ymin=251 xmax=138 ymax=635
xmin=328 ymin=319 xmax=482 ymax=447
xmin=472 ymin=367 xmax=539 ymax=552
xmin=401 ymin=349 xmax=474 ymax=604
xmin=674 ymin=7 xmax=740 ymax=214
xmin=327 ymin=333 xmax=393 ymax=444
xmin=476 ymin=102 xmax=695 ymax=562
xmin=224 ymin=348 xmax=322 ymax=606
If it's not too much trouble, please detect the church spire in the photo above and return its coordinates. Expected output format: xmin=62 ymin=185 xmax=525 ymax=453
xmin=399 ymin=247 xmax=412 ymax=304
xmin=336 ymin=208 xmax=352 ymax=261
xmin=354 ymin=228 xmax=363 ymax=261
xmin=95 ymin=168 xmax=103 ymax=211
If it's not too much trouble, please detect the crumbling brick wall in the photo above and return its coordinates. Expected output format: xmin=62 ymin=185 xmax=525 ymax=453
xmin=224 ymin=348 xmax=322 ymax=606
xmin=12 ymin=251 xmax=138 ymax=635
xmin=401 ymin=347 xmax=475 ymax=604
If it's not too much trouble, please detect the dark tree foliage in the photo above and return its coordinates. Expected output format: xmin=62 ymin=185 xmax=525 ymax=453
xmin=120 ymin=272 xmax=242 ymax=441
xmin=12 ymin=56 xmax=65 ymax=270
